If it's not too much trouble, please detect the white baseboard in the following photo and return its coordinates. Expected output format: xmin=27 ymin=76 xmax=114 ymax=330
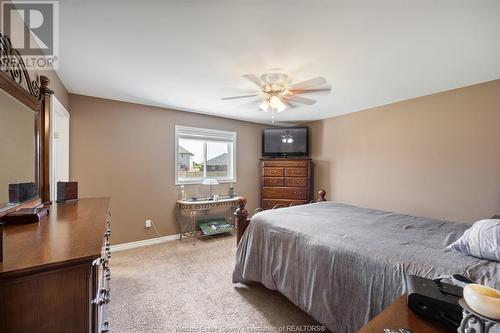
xmin=110 ymin=234 xmax=180 ymax=252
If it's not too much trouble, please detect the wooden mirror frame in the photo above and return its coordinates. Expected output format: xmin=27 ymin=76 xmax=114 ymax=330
xmin=0 ymin=33 xmax=54 ymax=218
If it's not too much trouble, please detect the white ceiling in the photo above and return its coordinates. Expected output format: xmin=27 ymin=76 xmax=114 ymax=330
xmin=57 ymin=0 xmax=500 ymax=124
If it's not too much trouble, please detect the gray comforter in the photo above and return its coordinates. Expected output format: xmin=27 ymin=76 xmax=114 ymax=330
xmin=232 ymin=202 xmax=499 ymax=332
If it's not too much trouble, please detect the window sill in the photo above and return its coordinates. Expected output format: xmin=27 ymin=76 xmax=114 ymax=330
xmin=175 ymin=179 xmax=237 ymax=186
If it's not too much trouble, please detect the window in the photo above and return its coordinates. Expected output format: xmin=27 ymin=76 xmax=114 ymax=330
xmin=175 ymin=126 xmax=236 ymax=184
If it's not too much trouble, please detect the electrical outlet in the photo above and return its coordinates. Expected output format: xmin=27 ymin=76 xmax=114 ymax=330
xmin=145 ymin=220 xmax=152 ymax=228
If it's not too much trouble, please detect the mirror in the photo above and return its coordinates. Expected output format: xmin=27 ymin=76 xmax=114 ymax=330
xmin=0 ymin=88 xmax=38 ymax=212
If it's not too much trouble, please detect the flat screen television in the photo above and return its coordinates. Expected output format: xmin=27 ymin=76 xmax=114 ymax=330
xmin=262 ymin=127 xmax=309 ymax=157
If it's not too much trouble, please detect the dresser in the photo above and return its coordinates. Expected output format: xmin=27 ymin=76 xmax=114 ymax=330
xmin=260 ymin=158 xmax=312 ymax=209
xmin=0 ymin=198 xmax=112 ymax=333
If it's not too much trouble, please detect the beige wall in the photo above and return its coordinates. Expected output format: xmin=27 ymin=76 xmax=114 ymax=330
xmin=69 ymin=94 xmax=266 ymax=244
xmin=309 ymin=79 xmax=500 ymax=223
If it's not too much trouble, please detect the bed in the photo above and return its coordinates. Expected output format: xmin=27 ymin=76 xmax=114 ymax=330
xmin=232 ymin=197 xmax=500 ymax=332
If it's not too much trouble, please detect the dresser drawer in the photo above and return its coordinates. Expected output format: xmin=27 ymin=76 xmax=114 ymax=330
xmin=262 ymin=177 xmax=284 ymax=186
xmin=261 ymin=160 xmax=309 ymax=167
xmin=285 ymin=167 xmax=308 ymax=177
xmin=262 ymin=167 xmax=284 ymax=177
xmin=285 ymin=177 xmax=308 ymax=187
xmin=262 ymin=187 xmax=308 ymax=200
xmin=262 ymin=199 xmax=307 ymax=209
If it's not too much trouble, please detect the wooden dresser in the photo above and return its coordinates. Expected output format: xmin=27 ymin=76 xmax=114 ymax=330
xmin=260 ymin=158 xmax=312 ymax=209
xmin=0 ymin=198 xmax=112 ymax=333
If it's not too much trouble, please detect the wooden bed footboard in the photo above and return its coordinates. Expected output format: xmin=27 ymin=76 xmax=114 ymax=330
xmin=235 ymin=189 xmax=327 ymax=245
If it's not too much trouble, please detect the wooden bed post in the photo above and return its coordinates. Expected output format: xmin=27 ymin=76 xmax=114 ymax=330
xmin=318 ymin=189 xmax=327 ymax=201
xmin=235 ymin=197 xmax=249 ymax=246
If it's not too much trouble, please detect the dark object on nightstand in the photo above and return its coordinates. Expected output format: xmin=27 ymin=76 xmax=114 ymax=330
xmin=8 ymin=182 xmax=37 ymax=203
xmin=1 ymin=207 xmax=49 ymax=225
xmin=357 ymin=295 xmax=455 ymax=333
xmin=492 ymin=215 xmax=500 ymax=219
xmin=406 ymin=275 xmax=463 ymax=329
xmin=57 ymin=181 xmax=78 ymax=203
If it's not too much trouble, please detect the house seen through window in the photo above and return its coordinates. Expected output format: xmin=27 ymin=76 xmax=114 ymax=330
xmin=175 ymin=126 xmax=236 ymax=184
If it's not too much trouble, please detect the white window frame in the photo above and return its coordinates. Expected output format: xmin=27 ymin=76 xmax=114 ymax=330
xmin=175 ymin=125 xmax=237 ymax=185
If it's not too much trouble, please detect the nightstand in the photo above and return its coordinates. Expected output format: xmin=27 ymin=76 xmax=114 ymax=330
xmin=357 ymin=295 xmax=454 ymax=333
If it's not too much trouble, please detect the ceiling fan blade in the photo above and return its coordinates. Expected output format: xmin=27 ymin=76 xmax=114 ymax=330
xmin=289 ymin=77 xmax=327 ymax=90
xmin=281 ymin=98 xmax=298 ymax=109
xmin=221 ymin=94 xmax=261 ymax=100
xmin=240 ymin=98 xmax=264 ymax=109
xmin=291 ymin=87 xmax=331 ymax=94
xmin=242 ymin=74 xmax=264 ymax=88
xmin=284 ymin=95 xmax=317 ymax=105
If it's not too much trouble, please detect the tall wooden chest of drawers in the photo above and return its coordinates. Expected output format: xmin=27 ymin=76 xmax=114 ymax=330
xmin=260 ymin=158 xmax=312 ymax=209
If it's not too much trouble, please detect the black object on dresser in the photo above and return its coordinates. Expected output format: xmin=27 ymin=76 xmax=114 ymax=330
xmin=260 ymin=158 xmax=312 ymax=209
xmin=0 ymin=198 xmax=112 ymax=333
xmin=57 ymin=181 xmax=79 ymax=203
xmin=8 ymin=182 xmax=37 ymax=203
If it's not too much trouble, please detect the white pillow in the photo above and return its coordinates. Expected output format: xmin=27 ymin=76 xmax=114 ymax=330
xmin=448 ymin=219 xmax=500 ymax=262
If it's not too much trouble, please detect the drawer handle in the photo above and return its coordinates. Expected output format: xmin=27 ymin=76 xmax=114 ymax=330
xmin=93 ymin=288 xmax=111 ymax=306
xmin=101 ymin=321 xmax=110 ymax=333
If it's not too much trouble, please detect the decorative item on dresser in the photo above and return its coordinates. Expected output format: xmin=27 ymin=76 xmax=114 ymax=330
xmin=57 ymin=181 xmax=79 ymax=203
xmin=260 ymin=158 xmax=312 ymax=209
xmin=0 ymin=198 xmax=112 ymax=333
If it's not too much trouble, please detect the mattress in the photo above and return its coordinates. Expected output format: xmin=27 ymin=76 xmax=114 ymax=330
xmin=232 ymin=202 xmax=499 ymax=332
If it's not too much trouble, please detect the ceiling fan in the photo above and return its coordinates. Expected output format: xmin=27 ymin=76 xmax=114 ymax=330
xmin=222 ymin=72 xmax=331 ymax=115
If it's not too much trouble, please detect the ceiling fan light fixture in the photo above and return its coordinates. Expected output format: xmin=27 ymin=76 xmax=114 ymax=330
xmin=269 ymin=95 xmax=280 ymax=108
xmin=259 ymin=100 xmax=270 ymax=112
xmin=223 ymin=72 xmax=331 ymax=120
xmin=276 ymin=98 xmax=287 ymax=113
xmin=269 ymin=95 xmax=287 ymax=113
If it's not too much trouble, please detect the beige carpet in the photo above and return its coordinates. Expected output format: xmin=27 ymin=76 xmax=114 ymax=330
xmin=108 ymin=234 xmax=325 ymax=333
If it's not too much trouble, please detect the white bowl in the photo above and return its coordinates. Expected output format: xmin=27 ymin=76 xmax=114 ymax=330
xmin=463 ymin=284 xmax=500 ymax=320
